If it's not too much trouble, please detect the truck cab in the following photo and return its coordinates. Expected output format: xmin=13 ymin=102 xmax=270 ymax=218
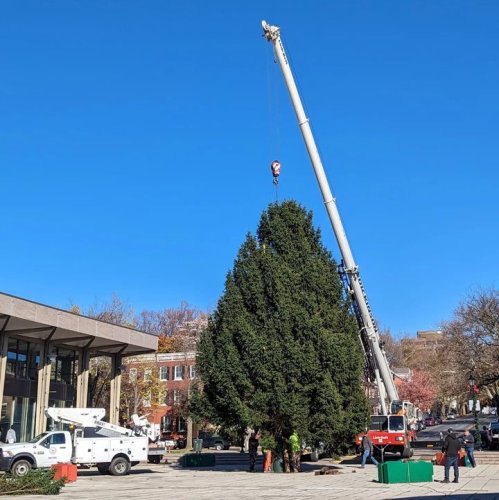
xmin=0 ymin=431 xmax=72 ymax=477
xmin=356 ymin=415 xmax=414 ymax=459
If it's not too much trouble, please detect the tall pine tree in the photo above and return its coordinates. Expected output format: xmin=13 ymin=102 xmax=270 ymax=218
xmin=193 ymin=201 xmax=368 ymax=455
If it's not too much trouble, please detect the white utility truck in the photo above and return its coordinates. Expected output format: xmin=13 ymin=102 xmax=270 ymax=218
xmin=0 ymin=408 xmax=148 ymax=477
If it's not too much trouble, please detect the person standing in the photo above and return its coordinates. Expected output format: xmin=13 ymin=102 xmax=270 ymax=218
xmin=289 ymin=431 xmax=301 ymax=472
xmin=463 ymin=430 xmax=476 ymax=467
xmin=248 ymin=431 xmax=260 ymax=472
xmin=6 ymin=426 xmax=16 ymax=444
xmin=442 ymin=428 xmax=461 ymax=483
xmin=360 ymin=431 xmax=379 ymax=468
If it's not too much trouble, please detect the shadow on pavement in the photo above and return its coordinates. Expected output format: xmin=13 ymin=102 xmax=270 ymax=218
xmin=398 ymin=496 xmax=499 ymax=500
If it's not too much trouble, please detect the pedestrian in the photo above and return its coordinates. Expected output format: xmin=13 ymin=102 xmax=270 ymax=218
xmin=481 ymin=425 xmax=492 ymax=449
xmin=248 ymin=431 xmax=260 ymax=472
xmin=463 ymin=430 xmax=476 ymax=467
xmin=289 ymin=430 xmax=301 ymax=472
xmin=6 ymin=426 xmax=16 ymax=444
xmin=360 ymin=430 xmax=379 ymax=468
xmin=442 ymin=428 xmax=461 ymax=483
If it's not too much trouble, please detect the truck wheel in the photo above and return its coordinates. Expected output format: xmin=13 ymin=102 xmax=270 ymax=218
xmin=109 ymin=457 xmax=131 ymax=476
xmin=215 ymin=443 xmax=222 ymax=451
xmin=401 ymin=446 xmax=411 ymax=459
xmin=11 ymin=459 xmax=32 ymax=477
xmin=149 ymin=456 xmax=161 ymax=464
xmin=97 ymin=464 xmax=109 ymax=474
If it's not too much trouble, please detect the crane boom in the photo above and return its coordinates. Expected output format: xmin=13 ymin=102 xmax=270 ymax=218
xmin=262 ymin=20 xmax=399 ymax=413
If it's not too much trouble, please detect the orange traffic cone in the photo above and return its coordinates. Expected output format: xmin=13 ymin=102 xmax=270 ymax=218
xmin=263 ymin=450 xmax=272 ymax=472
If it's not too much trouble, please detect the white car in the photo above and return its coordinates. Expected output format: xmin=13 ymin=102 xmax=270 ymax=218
xmin=447 ymin=413 xmax=456 ymax=420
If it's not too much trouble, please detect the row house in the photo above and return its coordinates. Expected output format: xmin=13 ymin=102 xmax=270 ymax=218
xmin=124 ymin=351 xmax=196 ymax=444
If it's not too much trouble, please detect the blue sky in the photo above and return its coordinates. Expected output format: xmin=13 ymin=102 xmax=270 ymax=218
xmin=1 ymin=1 xmax=497 ymax=337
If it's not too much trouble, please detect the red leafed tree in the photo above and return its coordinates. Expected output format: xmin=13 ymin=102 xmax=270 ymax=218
xmin=398 ymin=370 xmax=438 ymax=412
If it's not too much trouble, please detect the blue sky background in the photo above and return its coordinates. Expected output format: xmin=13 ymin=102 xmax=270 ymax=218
xmin=1 ymin=1 xmax=497 ymax=337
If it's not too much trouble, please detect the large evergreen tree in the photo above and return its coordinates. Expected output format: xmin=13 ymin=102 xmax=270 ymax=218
xmin=192 ymin=201 xmax=368 ymax=455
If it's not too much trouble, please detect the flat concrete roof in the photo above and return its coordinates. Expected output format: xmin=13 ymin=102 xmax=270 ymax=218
xmin=0 ymin=292 xmax=157 ymax=356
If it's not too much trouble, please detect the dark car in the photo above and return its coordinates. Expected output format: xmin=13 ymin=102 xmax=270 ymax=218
xmin=424 ymin=416 xmax=436 ymax=426
xmin=198 ymin=432 xmax=231 ymax=451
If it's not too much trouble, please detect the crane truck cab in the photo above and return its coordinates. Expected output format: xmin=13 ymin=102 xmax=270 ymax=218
xmin=356 ymin=414 xmax=415 ymax=459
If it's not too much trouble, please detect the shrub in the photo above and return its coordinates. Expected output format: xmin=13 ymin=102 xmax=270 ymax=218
xmin=0 ymin=469 xmax=65 ymax=495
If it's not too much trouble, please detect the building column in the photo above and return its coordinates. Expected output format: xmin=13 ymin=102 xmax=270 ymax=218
xmin=0 ymin=333 xmax=9 ymax=416
xmin=76 ymin=348 xmax=90 ymax=408
xmin=109 ymin=354 xmax=122 ymax=425
xmin=34 ymin=342 xmax=52 ymax=435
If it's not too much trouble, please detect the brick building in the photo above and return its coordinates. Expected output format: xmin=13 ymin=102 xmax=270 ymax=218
xmin=124 ymin=351 xmax=197 ymax=444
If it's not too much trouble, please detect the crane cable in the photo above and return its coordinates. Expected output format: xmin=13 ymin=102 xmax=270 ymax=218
xmin=265 ymin=43 xmax=281 ymax=203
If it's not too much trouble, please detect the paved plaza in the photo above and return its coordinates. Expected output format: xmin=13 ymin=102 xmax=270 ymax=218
xmin=16 ymin=459 xmax=499 ymax=500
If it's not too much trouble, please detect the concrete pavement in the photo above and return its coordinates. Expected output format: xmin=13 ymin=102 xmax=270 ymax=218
xmin=16 ymin=459 xmax=499 ymax=500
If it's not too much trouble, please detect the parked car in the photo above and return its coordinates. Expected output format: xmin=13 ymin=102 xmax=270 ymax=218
xmin=424 ymin=416 xmax=436 ymax=426
xmin=446 ymin=413 xmax=456 ymax=420
xmin=197 ymin=432 xmax=231 ymax=451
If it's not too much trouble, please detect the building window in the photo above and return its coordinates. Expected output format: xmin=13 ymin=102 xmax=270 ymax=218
xmin=173 ymin=390 xmax=180 ymax=404
xmin=129 ymin=368 xmax=137 ymax=381
xmin=144 ymin=368 xmax=152 ymax=382
xmin=189 ymin=365 xmax=196 ymax=379
xmin=160 ymin=366 xmax=169 ymax=381
xmin=177 ymin=416 xmax=187 ymax=433
xmin=161 ymin=415 xmax=173 ymax=432
xmin=174 ymin=366 xmax=183 ymax=380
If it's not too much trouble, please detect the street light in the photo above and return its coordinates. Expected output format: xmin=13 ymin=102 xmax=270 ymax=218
xmin=468 ymin=374 xmax=482 ymax=450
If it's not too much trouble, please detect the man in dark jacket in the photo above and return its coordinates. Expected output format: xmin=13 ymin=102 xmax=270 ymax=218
xmin=442 ymin=428 xmax=461 ymax=483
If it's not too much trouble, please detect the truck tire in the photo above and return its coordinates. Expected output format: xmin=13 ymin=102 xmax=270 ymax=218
xmin=214 ymin=443 xmax=223 ymax=451
xmin=109 ymin=456 xmax=131 ymax=476
xmin=148 ymin=456 xmax=161 ymax=464
xmin=11 ymin=459 xmax=32 ymax=477
xmin=97 ymin=464 xmax=109 ymax=474
xmin=401 ymin=446 xmax=412 ymax=459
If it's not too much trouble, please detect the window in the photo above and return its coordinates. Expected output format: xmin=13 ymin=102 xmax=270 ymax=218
xmin=174 ymin=366 xmax=183 ymax=380
xmin=129 ymin=368 xmax=137 ymax=381
xmin=144 ymin=368 xmax=152 ymax=382
xmin=160 ymin=366 xmax=169 ymax=381
xmin=173 ymin=390 xmax=180 ymax=404
xmin=189 ymin=365 xmax=196 ymax=379
xmin=50 ymin=433 xmax=66 ymax=445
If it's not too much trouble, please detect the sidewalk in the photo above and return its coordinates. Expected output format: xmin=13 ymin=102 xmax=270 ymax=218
xmin=18 ymin=460 xmax=499 ymax=500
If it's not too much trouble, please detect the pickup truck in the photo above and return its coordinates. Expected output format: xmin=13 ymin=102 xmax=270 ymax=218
xmin=198 ymin=432 xmax=231 ymax=451
xmin=0 ymin=430 xmax=148 ymax=477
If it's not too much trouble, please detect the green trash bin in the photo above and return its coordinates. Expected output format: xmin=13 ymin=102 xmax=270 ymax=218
xmin=272 ymin=457 xmax=283 ymax=473
xmin=193 ymin=439 xmax=203 ymax=453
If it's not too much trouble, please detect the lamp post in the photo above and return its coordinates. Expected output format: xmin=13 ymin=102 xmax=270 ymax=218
xmin=468 ymin=374 xmax=482 ymax=450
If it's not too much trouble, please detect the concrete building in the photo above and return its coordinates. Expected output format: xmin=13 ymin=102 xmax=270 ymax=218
xmin=0 ymin=292 xmax=157 ymax=442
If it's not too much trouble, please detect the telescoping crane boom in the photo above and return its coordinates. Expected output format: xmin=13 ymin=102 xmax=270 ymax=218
xmin=262 ymin=21 xmax=398 ymax=414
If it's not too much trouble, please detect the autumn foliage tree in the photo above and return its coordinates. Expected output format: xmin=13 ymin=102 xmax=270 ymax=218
xmin=397 ymin=370 xmax=438 ymax=412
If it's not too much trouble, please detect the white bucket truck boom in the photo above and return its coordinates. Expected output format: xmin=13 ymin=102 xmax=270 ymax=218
xmin=0 ymin=408 xmax=148 ymax=477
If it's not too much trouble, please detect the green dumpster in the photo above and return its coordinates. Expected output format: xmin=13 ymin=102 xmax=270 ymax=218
xmin=193 ymin=438 xmax=203 ymax=453
xmin=378 ymin=461 xmax=409 ymax=484
xmin=378 ymin=461 xmax=433 ymax=484
xmin=407 ymin=460 xmax=433 ymax=482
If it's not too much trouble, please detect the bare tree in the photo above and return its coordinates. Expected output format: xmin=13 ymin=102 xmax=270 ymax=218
xmin=441 ymin=288 xmax=499 ymax=403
